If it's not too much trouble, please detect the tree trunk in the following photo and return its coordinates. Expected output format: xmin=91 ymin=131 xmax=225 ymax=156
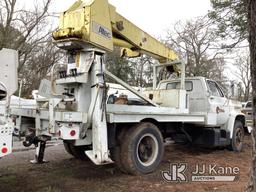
xmin=247 ymin=0 xmax=256 ymax=191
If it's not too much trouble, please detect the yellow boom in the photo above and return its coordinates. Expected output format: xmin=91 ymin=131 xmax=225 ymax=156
xmin=53 ymin=0 xmax=179 ymax=63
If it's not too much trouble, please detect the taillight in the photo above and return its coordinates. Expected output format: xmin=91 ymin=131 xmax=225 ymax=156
xmin=70 ymin=130 xmax=76 ymax=137
xmin=1 ymin=147 xmax=8 ymax=154
xmin=12 ymin=117 xmax=16 ymax=125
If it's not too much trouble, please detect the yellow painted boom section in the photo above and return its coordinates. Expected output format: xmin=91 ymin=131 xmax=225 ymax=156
xmin=111 ymin=13 xmax=178 ymax=63
xmin=53 ymin=0 xmax=179 ymax=63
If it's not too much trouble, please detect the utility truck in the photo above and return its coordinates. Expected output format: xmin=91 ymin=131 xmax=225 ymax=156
xmin=8 ymin=0 xmax=246 ymax=175
xmin=0 ymin=48 xmax=18 ymax=158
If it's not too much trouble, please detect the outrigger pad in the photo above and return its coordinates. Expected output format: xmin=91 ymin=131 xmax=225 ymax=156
xmin=30 ymin=159 xmax=49 ymax=164
xmin=30 ymin=141 xmax=49 ymax=164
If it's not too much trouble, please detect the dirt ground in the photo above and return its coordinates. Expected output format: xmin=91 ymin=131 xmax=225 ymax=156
xmin=0 ymin=136 xmax=252 ymax=192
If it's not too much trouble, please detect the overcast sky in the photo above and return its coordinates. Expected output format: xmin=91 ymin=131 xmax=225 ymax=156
xmin=52 ymin=0 xmax=212 ymax=37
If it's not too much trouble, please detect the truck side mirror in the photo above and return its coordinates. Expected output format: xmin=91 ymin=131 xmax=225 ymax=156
xmin=230 ymin=82 xmax=240 ymax=99
xmin=206 ymin=90 xmax=211 ymax=97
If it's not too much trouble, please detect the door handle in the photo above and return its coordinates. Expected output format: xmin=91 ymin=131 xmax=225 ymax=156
xmin=209 ymin=96 xmax=214 ymax=100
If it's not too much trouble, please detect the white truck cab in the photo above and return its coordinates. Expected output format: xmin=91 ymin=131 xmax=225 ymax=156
xmin=157 ymin=77 xmax=246 ymax=152
xmin=158 ymin=77 xmax=241 ymax=124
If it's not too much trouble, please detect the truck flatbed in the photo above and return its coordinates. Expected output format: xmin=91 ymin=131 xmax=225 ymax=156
xmin=107 ymin=104 xmax=205 ymax=123
xmin=7 ymin=103 xmax=205 ymax=125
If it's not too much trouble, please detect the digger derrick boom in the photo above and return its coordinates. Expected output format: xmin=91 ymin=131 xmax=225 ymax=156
xmin=52 ymin=0 xmax=179 ymax=63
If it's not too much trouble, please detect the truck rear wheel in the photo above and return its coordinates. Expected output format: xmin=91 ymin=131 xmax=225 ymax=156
xmin=110 ymin=128 xmax=127 ymax=173
xmin=120 ymin=122 xmax=164 ymax=175
xmin=63 ymin=141 xmax=89 ymax=161
xmin=63 ymin=141 xmax=74 ymax=156
xmin=228 ymin=120 xmax=244 ymax=152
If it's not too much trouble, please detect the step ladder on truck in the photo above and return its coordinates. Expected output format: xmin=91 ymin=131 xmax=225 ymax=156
xmin=9 ymin=0 xmax=247 ymax=175
xmin=0 ymin=48 xmax=18 ymax=158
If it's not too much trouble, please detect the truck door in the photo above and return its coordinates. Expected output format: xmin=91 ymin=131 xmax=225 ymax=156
xmin=207 ymin=80 xmax=229 ymax=125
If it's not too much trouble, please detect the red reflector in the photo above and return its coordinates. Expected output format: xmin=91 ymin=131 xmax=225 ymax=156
xmin=70 ymin=130 xmax=76 ymax=137
xmin=58 ymin=130 xmax=61 ymax=137
xmin=2 ymin=147 xmax=8 ymax=154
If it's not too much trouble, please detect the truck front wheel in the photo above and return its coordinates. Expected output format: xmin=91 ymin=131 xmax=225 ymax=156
xmin=228 ymin=120 xmax=244 ymax=152
xmin=120 ymin=122 xmax=164 ymax=175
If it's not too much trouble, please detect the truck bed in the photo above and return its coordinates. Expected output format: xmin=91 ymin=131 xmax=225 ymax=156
xmin=6 ymin=104 xmax=206 ymax=125
xmin=107 ymin=104 xmax=205 ymax=123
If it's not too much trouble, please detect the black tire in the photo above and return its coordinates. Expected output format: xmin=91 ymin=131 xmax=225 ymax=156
xmin=63 ymin=141 xmax=90 ymax=161
xmin=111 ymin=146 xmax=126 ymax=172
xmin=120 ymin=122 xmax=164 ymax=175
xmin=110 ymin=128 xmax=128 ymax=173
xmin=228 ymin=120 xmax=244 ymax=152
xmin=63 ymin=141 xmax=74 ymax=156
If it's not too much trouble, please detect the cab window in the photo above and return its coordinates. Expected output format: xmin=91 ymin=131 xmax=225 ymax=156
xmin=166 ymin=81 xmax=193 ymax=91
xmin=246 ymin=102 xmax=252 ymax=108
xmin=207 ymin=81 xmax=224 ymax=97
